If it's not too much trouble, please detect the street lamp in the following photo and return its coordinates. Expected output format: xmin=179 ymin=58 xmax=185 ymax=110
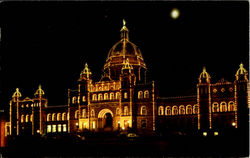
xmin=214 ymin=132 xmax=218 ymax=136
xmin=232 ymin=122 xmax=236 ymax=126
xmin=203 ymin=132 xmax=207 ymax=137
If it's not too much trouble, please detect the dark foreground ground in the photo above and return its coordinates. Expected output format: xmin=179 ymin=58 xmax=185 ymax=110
xmin=0 ymin=131 xmax=249 ymax=157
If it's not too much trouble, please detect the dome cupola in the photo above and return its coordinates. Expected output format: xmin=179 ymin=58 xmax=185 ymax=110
xmin=199 ymin=67 xmax=211 ymax=83
xmin=235 ymin=63 xmax=248 ymax=81
xmin=12 ymin=88 xmax=22 ymax=99
xmin=103 ymin=20 xmax=147 ymax=83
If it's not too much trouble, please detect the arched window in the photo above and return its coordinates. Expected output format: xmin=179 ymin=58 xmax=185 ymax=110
xmin=82 ymin=96 xmax=86 ymax=102
xmin=115 ymin=92 xmax=120 ymax=100
xmin=57 ymin=113 xmax=61 ymax=121
xmin=21 ymin=115 xmax=24 ymax=123
xmin=179 ymin=105 xmax=185 ymax=115
xmin=116 ymin=108 xmax=120 ymax=116
xmin=90 ymin=109 xmax=95 ymax=117
xmin=104 ymin=93 xmax=109 ymax=100
xmin=144 ymin=90 xmax=149 ymax=98
xmin=228 ymin=101 xmax=235 ymax=111
xmin=141 ymin=106 xmax=147 ymax=115
xmin=47 ymin=113 xmax=51 ymax=122
xmin=82 ymin=109 xmax=86 ymax=118
xmin=124 ymin=92 xmax=128 ymax=99
xmin=220 ymin=102 xmax=227 ymax=112
xmin=72 ymin=96 xmax=77 ymax=104
xmin=172 ymin=106 xmax=178 ymax=115
xmin=30 ymin=114 xmax=33 ymax=122
xmin=212 ymin=102 xmax=219 ymax=112
xmin=77 ymin=96 xmax=80 ymax=104
xmin=193 ymin=105 xmax=199 ymax=114
xmin=110 ymin=93 xmax=114 ymax=100
xmin=158 ymin=106 xmax=164 ymax=115
xmin=92 ymin=94 xmax=97 ymax=101
xmin=75 ymin=110 xmax=79 ymax=119
xmin=52 ymin=113 xmax=56 ymax=121
xmin=124 ymin=106 xmax=129 ymax=115
xmin=67 ymin=112 xmax=69 ymax=120
xmin=25 ymin=115 xmax=29 ymax=122
xmin=98 ymin=94 xmax=103 ymax=101
xmin=186 ymin=105 xmax=192 ymax=114
xmin=138 ymin=91 xmax=143 ymax=99
xmin=165 ymin=106 xmax=171 ymax=115
xmin=62 ymin=112 xmax=67 ymax=121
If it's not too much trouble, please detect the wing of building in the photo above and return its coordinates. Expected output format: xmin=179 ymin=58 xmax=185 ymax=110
xmin=2 ymin=20 xmax=249 ymax=140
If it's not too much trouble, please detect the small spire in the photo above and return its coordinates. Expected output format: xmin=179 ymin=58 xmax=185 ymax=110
xmin=123 ymin=19 xmax=126 ymax=26
xmin=120 ymin=19 xmax=129 ymax=40
xmin=203 ymin=67 xmax=206 ymax=72
xmin=236 ymin=62 xmax=247 ymax=76
xmin=80 ymin=62 xmax=92 ymax=79
xmin=38 ymin=84 xmax=42 ymax=90
xmin=202 ymin=67 xmax=208 ymax=78
xmin=240 ymin=62 xmax=244 ymax=68
xmin=239 ymin=63 xmax=244 ymax=74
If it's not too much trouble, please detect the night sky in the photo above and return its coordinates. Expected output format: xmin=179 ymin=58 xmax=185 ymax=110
xmin=0 ymin=1 xmax=249 ymax=109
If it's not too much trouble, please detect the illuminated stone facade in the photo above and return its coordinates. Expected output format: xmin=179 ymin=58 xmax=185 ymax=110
xmin=5 ymin=21 xmax=249 ymax=137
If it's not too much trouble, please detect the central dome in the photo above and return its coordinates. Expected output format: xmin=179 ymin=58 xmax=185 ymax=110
xmin=107 ymin=39 xmax=143 ymax=60
xmin=103 ymin=20 xmax=147 ymax=82
xmin=104 ymin=39 xmax=146 ymax=69
xmin=104 ymin=20 xmax=146 ymax=69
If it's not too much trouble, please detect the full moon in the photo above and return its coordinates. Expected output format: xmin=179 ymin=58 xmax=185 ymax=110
xmin=170 ymin=8 xmax=180 ymax=19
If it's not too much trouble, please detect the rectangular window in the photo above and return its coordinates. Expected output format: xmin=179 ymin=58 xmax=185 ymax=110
xmin=124 ymin=92 xmax=128 ymax=99
xmin=58 ymin=124 xmax=62 ymax=132
xmin=47 ymin=125 xmax=51 ymax=133
xmin=141 ymin=120 xmax=146 ymax=129
xmin=63 ymin=124 xmax=67 ymax=132
xmin=52 ymin=125 xmax=57 ymax=133
xmin=92 ymin=121 xmax=96 ymax=130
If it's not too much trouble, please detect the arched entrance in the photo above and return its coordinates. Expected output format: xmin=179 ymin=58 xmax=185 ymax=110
xmin=98 ymin=109 xmax=114 ymax=131
xmin=104 ymin=113 xmax=113 ymax=128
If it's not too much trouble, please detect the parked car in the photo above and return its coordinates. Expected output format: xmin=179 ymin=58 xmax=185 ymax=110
xmin=127 ymin=132 xmax=140 ymax=141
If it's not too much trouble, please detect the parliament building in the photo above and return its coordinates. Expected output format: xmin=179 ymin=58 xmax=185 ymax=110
xmin=3 ymin=21 xmax=249 ymax=138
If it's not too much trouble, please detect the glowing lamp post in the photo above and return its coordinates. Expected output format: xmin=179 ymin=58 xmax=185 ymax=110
xmin=214 ymin=132 xmax=219 ymax=136
xmin=203 ymin=132 xmax=207 ymax=137
xmin=232 ymin=122 xmax=236 ymax=127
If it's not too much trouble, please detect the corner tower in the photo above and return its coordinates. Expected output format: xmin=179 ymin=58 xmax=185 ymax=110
xmin=197 ymin=67 xmax=212 ymax=130
xmin=103 ymin=20 xmax=147 ymax=83
xmin=234 ymin=63 xmax=249 ymax=154
xmin=234 ymin=63 xmax=249 ymax=130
